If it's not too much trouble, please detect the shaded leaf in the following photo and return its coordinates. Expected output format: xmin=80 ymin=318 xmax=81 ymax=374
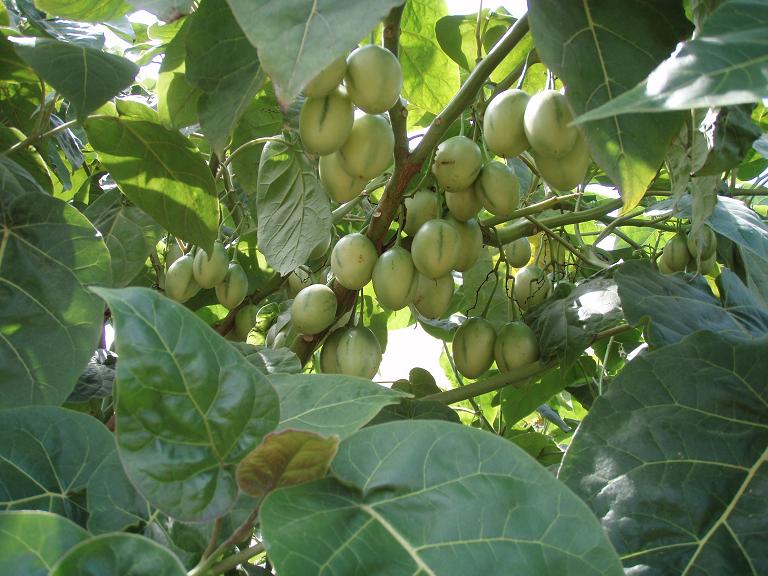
xmin=10 ymin=37 xmax=137 ymax=120
xmin=85 ymin=116 xmax=218 ymax=253
xmin=67 ymin=349 xmax=117 ymax=403
xmin=157 ymin=18 xmax=201 ymax=129
xmin=225 ymin=0 xmax=405 ymax=104
xmin=505 ymin=429 xmax=564 ymax=468
xmin=526 ymin=278 xmax=624 ymax=368
xmin=0 ymin=33 xmax=37 ymax=83
xmin=0 ymin=193 xmax=111 ymax=408
xmin=51 ymin=533 xmax=186 ymax=576
xmin=573 ymin=0 xmax=768 ymax=121
xmin=126 ymin=0 xmax=193 ymax=20
xmin=390 ymin=366 xmax=441 ymax=398
xmin=255 ymin=137 xmax=332 ymax=275
xmin=0 ymin=511 xmax=89 ymax=576
xmin=91 ymin=287 xmax=280 ymax=522
xmin=230 ymin=341 xmax=302 ymax=374
xmin=559 ymin=331 xmax=768 ymax=574
xmin=707 ymin=195 xmax=768 ymax=264
xmin=261 ymin=421 xmax=624 ymax=575
xmin=84 ymin=189 xmax=161 ymax=287
xmin=0 ymin=406 xmax=114 ymax=525
xmin=615 ymin=260 xmax=768 ymax=347
xmin=367 ymin=398 xmax=460 ymax=425
xmin=528 ymin=0 xmax=692 ymax=212
xmin=86 ymin=450 xmax=151 ymax=534
xmin=695 ymin=104 xmax=762 ymax=176
xmin=271 ymin=373 xmax=408 ymax=437
xmin=399 ymin=0 xmax=460 ymax=119
xmin=33 ymin=0 xmax=130 ymax=22
xmin=237 ymin=429 xmax=338 ymax=499
xmin=185 ymin=0 xmax=265 ymax=156
xmin=0 ymin=154 xmax=46 ymax=198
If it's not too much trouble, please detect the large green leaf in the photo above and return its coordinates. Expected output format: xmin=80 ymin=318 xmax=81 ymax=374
xmin=255 ymin=137 xmax=332 ymax=275
xmin=86 ymin=450 xmax=151 ymax=534
xmin=526 ymin=278 xmax=624 ymax=368
xmin=156 ymin=18 xmax=201 ymax=130
xmin=399 ymin=0 xmax=459 ymax=119
xmin=33 ymin=0 xmax=130 ymax=22
xmin=0 ymin=33 xmax=37 ymax=83
xmin=615 ymin=260 xmax=768 ymax=347
xmin=528 ymin=1 xmax=692 ymax=212
xmin=0 ymin=511 xmax=89 ymax=576
xmin=230 ymin=88 xmax=283 ymax=195
xmin=92 ymin=287 xmax=280 ymax=521
xmin=84 ymin=189 xmax=161 ymax=287
xmin=559 ymin=331 xmax=768 ymax=574
xmin=0 ymin=154 xmax=46 ymax=198
xmin=225 ymin=0 xmax=405 ymax=104
xmin=0 ymin=193 xmax=111 ymax=408
xmin=271 ymin=373 xmax=407 ymax=437
xmin=707 ymin=195 xmax=768 ymax=264
xmin=85 ymin=116 xmax=218 ymax=253
xmin=126 ymin=0 xmax=194 ymax=20
xmin=0 ymin=406 xmax=114 ymax=524
xmin=185 ymin=0 xmax=265 ymax=156
xmin=574 ymin=0 xmax=768 ymax=121
xmin=10 ymin=37 xmax=137 ymax=120
xmin=50 ymin=533 xmax=186 ymax=576
xmin=261 ymin=420 xmax=624 ymax=575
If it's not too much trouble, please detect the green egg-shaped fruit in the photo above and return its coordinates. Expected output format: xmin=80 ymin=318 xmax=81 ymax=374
xmin=411 ymin=219 xmax=461 ymax=279
xmin=320 ymin=326 xmax=382 ymax=379
xmin=447 ymin=216 xmax=483 ymax=272
xmin=453 ymin=317 xmax=497 ymax=379
xmin=287 ymin=265 xmax=315 ymax=298
xmin=445 ymin=186 xmax=483 ymax=222
xmin=331 ymin=232 xmax=379 ymax=289
xmin=513 ymin=265 xmax=552 ymax=311
xmin=403 ymin=189 xmax=439 ymax=235
xmin=474 ymin=160 xmax=520 ymax=218
xmin=233 ymin=304 xmax=259 ymax=341
xmin=338 ymin=114 xmax=394 ymax=180
xmin=164 ymin=241 xmax=183 ymax=269
xmin=290 ymin=284 xmax=338 ymax=335
xmin=319 ymin=152 xmax=368 ymax=203
xmin=432 ymin=135 xmax=482 ymax=191
xmin=372 ymin=246 xmax=416 ymax=311
xmin=165 ymin=253 xmax=201 ymax=303
xmin=412 ymin=273 xmax=454 ymax=319
xmin=686 ymin=226 xmax=717 ymax=260
xmin=494 ymin=321 xmax=539 ymax=372
xmin=533 ymin=133 xmax=591 ymax=192
xmin=483 ymin=89 xmax=530 ymax=158
xmin=304 ymin=54 xmax=347 ymax=97
xmin=660 ymin=234 xmax=692 ymax=273
xmin=193 ymin=241 xmax=229 ymax=289
xmin=344 ymin=45 xmax=402 ymax=114
xmin=299 ymin=87 xmax=354 ymax=155
xmin=215 ymin=261 xmax=249 ymax=310
xmin=504 ymin=237 xmax=532 ymax=268
xmin=524 ymin=90 xmax=579 ymax=159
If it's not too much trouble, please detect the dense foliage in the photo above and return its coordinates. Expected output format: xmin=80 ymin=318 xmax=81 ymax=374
xmin=1 ymin=0 xmax=766 ymax=574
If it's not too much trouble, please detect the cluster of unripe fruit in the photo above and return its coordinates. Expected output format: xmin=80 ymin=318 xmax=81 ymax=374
xmin=163 ymin=240 xmax=249 ymax=310
xmin=299 ymin=45 xmax=402 ymax=204
xmin=658 ymin=226 xmax=718 ymax=275
xmin=483 ymin=88 xmax=591 ymax=192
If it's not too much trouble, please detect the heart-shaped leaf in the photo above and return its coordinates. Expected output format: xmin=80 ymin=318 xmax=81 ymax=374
xmin=261 ymin=420 xmax=624 ymax=575
xmin=0 ymin=406 xmax=115 ymax=525
xmin=0 ymin=192 xmax=111 ymax=409
xmin=92 ymin=287 xmax=280 ymax=522
xmin=559 ymin=331 xmax=768 ymax=574
xmin=0 ymin=511 xmax=89 ymax=576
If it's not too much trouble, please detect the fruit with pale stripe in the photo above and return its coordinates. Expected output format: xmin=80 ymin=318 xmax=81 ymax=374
xmin=445 ymin=186 xmax=482 ymax=222
xmin=321 ymin=326 xmax=382 ymax=379
xmin=483 ymin=89 xmax=530 ymax=157
xmin=331 ymin=233 xmax=378 ymax=289
xmin=474 ymin=161 xmax=520 ymax=218
xmin=304 ymin=54 xmax=347 ymax=97
xmin=447 ymin=216 xmax=483 ymax=272
xmin=432 ymin=135 xmax=482 ymax=191
xmin=192 ymin=241 xmax=229 ymax=289
xmin=524 ymin=90 xmax=578 ymax=159
xmin=404 ymin=189 xmax=439 ymax=235
xmin=344 ymin=45 xmax=402 ymax=114
xmin=290 ymin=284 xmax=337 ymax=335
xmin=412 ymin=273 xmax=454 ymax=319
xmin=299 ymin=87 xmax=354 ymax=155
xmin=659 ymin=234 xmax=692 ymax=273
xmin=513 ymin=265 xmax=551 ymax=311
xmin=533 ymin=132 xmax=591 ymax=192
xmin=319 ymin=152 xmax=368 ymax=203
xmin=215 ymin=261 xmax=248 ymax=309
xmin=494 ymin=321 xmax=539 ymax=372
xmin=411 ymin=219 xmax=460 ymax=279
xmin=372 ymin=246 xmax=416 ymax=310
xmin=338 ymin=114 xmax=394 ymax=180
xmin=453 ymin=317 xmax=497 ymax=378
xmin=165 ymin=253 xmax=201 ymax=303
